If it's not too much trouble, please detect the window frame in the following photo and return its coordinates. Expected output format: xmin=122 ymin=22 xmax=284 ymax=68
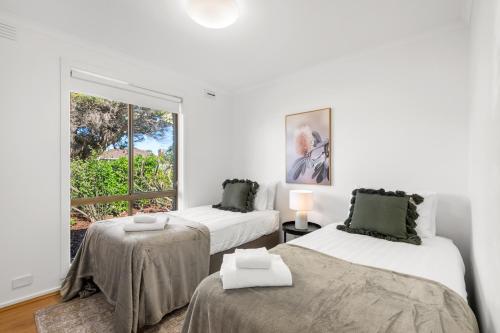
xmin=69 ymin=97 xmax=179 ymax=216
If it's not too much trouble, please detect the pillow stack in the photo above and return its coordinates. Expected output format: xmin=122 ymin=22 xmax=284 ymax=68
xmin=337 ymin=188 xmax=424 ymax=245
xmin=253 ymin=182 xmax=278 ymax=211
xmin=414 ymin=192 xmax=438 ymax=238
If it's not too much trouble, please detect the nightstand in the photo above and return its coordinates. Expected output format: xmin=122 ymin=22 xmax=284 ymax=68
xmin=282 ymin=221 xmax=321 ymax=242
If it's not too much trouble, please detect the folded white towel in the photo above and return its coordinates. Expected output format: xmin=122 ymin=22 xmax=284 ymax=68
xmin=220 ymin=254 xmax=292 ymax=290
xmin=123 ymin=216 xmax=168 ymax=232
xmin=235 ymin=247 xmax=268 ymax=255
xmin=235 ymin=247 xmax=271 ymax=269
xmin=133 ymin=215 xmax=157 ymax=224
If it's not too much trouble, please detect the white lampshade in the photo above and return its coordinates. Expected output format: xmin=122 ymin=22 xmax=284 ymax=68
xmin=186 ymin=0 xmax=239 ymax=29
xmin=289 ymin=190 xmax=313 ymax=211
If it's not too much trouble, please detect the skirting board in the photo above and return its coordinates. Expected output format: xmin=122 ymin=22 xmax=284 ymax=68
xmin=0 ymin=287 xmax=60 ymax=311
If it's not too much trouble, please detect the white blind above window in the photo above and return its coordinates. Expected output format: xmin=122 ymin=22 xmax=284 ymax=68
xmin=70 ymin=68 xmax=182 ymax=112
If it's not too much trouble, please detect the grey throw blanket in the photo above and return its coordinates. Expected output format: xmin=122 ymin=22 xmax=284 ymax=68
xmin=182 ymin=244 xmax=478 ymax=333
xmin=61 ymin=215 xmax=210 ymax=333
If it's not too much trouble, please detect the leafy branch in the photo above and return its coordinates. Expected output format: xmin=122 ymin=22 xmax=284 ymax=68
xmin=288 ymin=131 xmax=330 ymax=184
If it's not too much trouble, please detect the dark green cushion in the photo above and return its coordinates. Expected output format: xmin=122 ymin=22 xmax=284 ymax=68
xmin=350 ymin=192 xmax=409 ymax=239
xmin=337 ymin=188 xmax=422 ymax=245
xmin=221 ymin=182 xmax=251 ymax=211
xmin=213 ymin=179 xmax=259 ymax=213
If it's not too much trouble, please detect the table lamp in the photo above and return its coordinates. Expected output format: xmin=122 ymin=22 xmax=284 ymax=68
xmin=289 ymin=190 xmax=313 ymax=229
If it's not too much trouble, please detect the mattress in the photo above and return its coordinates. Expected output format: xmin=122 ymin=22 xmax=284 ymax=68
xmin=168 ymin=206 xmax=280 ymax=255
xmin=290 ymin=223 xmax=467 ymax=300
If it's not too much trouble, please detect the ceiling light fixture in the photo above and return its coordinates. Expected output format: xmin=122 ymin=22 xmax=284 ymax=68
xmin=186 ymin=0 xmax=239 ymax=29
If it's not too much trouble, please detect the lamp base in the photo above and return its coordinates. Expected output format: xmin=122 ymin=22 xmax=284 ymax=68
xmin=295 ymin=211 xmax=308 ymax=229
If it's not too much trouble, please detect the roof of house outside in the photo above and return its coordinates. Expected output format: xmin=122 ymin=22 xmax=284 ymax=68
xmin=98 ymin=148 xmax=153 ymax=160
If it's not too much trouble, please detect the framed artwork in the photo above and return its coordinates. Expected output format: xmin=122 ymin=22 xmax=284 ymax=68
xmin=286 ymin=108 xmax=331 ymax=185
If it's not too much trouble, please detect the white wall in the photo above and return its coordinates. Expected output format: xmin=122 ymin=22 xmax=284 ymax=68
xmin=468 ymin=0 xmax=500 ymax=331
xmin=0 ymin=13 xmax=233 ymax=306
xmin=233 ymin=25 xmax=473 ymax=295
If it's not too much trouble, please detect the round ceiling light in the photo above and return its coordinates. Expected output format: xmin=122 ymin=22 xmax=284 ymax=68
xmin=186 ymin=0 xmax=239 ymax=29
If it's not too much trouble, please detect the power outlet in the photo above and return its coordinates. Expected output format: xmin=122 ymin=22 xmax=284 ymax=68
xmin=12 ymin=274 xmax=33 ymax=289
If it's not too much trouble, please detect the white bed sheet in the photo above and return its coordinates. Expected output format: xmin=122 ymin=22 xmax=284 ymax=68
xmin=168 ymin=206 xmax=280 ymax=255
xmin=290 ymin=223 xmax=467 ymax=300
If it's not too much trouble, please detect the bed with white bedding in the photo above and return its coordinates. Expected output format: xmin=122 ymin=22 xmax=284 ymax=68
xmin=182 ymin=222 xmax=478 ymax=333
xmin=62 ymin=205 xmax=279 ymax=333
xmin=290 ymin=222 xmax=467 ymax=299
xmin=168 ymin=205 xmax=280 ymax=255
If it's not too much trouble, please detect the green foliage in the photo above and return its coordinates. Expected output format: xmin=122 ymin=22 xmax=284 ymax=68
xmin=70 ymin=92 xmax=176 ymax=224
xmin=71 ymin=151 xmax=174 ymax=222
xmin=71 ymin=151 xmax=128 ymax=198
xmin=134 ymin=153 xmax=174 ymax=192
xmin=70 ymin=92 xmax=173 ymax=159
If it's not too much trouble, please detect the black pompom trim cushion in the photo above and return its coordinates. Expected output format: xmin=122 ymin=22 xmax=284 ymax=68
xmin=212 ymin=179 xmax=259 ymax=213
xmin=337 ymin=188 xmax=423 ymax=245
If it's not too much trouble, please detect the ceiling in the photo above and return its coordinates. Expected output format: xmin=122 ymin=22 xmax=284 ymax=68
xmin=0 ymin=0 xmax=468 ymax=91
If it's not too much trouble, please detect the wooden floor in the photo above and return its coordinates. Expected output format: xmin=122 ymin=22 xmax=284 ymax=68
xmin=0 ymin=293 xmax=60 ymax=333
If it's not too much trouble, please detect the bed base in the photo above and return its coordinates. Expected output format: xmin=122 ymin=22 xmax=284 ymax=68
xmin=209 ymin=231 xmax=280 ymax=273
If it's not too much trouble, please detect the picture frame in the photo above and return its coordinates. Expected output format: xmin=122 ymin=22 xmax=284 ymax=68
xmin=285 ymin=108 xmax=332 ymax=185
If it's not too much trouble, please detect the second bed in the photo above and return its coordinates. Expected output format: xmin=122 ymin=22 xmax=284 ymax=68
xmin=182 ymin=223 xmax=477 ymax=333
xmin=61 ymin=205 xmax=279 ymax=333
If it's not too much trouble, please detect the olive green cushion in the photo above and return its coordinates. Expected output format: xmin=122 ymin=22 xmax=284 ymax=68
xmin=337 ymin=188 xmax=422 ymax=245
xmin=350 ymin=193 xmax=409 ymax=239
xmin=213 ymin=179 xmax=259 ymax=213
xmin=221 ymin=182 xmax=251 ymax=211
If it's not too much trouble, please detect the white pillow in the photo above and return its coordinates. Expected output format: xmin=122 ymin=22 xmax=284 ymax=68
xmin=254 ymin=184 xmax=268 ymax=211
xmin=266 ymin=182 xmax=278 ymax=210
xmin=414 ymin=192 xmax=438 ymax=238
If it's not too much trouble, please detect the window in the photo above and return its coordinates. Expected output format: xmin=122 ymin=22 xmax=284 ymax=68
xmin=69 ymin=92 xmax=177 ymax=258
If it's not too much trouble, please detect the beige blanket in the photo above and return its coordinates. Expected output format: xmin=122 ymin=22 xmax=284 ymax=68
xmin=182 ymin=244 xmax=478 ymax=333
xmin=61 ymin=216 xmax=210 ymax=333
